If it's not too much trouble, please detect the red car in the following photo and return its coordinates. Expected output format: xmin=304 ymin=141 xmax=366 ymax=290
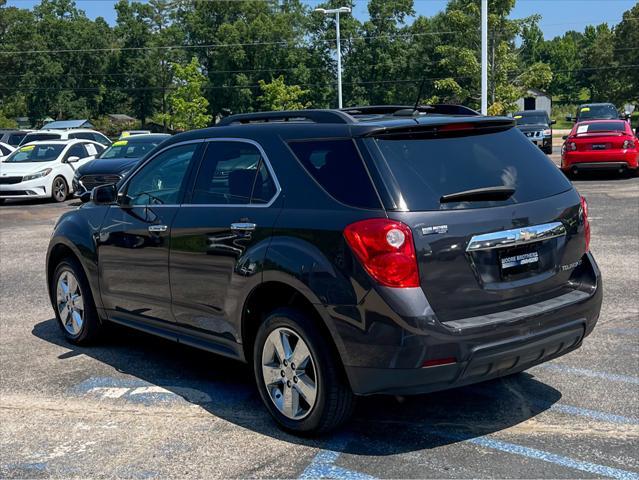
xmin=561 ymin=120 xmax=638 ymax=176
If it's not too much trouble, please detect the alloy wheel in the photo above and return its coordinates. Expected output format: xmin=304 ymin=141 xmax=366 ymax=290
xmin=261 ymin=327 xmax=318 ymax=420
xmin=53 ymin=178 xmax=67 ymax=202
xmin=56 ymin=270 xmax=84 ymax=335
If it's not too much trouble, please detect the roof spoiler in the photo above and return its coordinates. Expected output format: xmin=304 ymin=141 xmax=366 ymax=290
xmin=360 ymin=117 xmax=514 ymax=137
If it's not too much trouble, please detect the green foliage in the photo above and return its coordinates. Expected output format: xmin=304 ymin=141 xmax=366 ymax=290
xmin=0 ymin=0 xmax=636 ymax=125
xmin=0 ymin=113 xmax=18 ymax=129
xmin=258 ymin=76 xmax=310 ymax=111
xmin=156 ymin=57 xmax=212 ymax=131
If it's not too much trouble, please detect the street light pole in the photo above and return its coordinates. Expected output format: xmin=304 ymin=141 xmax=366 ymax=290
xmin=315 ymin=6 xmax=351 ymax=109
xmin=481 ymin=0 xmax=488 ymax=115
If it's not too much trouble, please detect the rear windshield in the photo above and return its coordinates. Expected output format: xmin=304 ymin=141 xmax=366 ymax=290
xmin=577 ymin=105 xmax=618 ymax=120
xmin=576 ymin=122 xmax=626 ymax=134
xmin=20 ymin=133 xmax=61 ymax=144
xmin=371 ymin=127 xmax=571 ymax=211
xmin=514 ymin=113 xmax=548 ymax=125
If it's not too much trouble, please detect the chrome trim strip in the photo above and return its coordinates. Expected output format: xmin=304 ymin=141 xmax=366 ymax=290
xmin=466 ymin=221 xmax=566 ymax=252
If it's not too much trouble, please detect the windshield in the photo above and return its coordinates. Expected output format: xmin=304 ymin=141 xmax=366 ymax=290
xmin=99 ymin=139 xmax=160 ymax=159
xmin=371 ymin=127 xmax=571 ymax=211
xmin=578 ymin=105 xmax=618 ymax=120
xmin=19 ymin=133 xmax=61 ymax=145
xmin=5 ymin=144 xmax=65 ymax=163
xmin=514 ymin=113 xmax=548 ymax=125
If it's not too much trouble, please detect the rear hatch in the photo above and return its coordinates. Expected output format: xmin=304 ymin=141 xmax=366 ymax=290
xmin=362 ymin=121 xmax=588 ymax=323
xmin=573 ymin=121 xmax=628 ymax=152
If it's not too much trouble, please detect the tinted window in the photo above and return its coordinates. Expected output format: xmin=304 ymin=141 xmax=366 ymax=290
xmin=371 ymin=127 xmax=571 ymax=211
xmin=577 ymin=105 xmax=618 ymax=120
xmin=251 ymin=160 xmax=277 ymax=204
xmin=576 ymin=122 xmax=626 ymax=133
xmin=66 ymin=144 xmax=88 ymax=160
xmin=126 ymin=144 xmax=198 ymax=205
xmin=288 ymin=139 xmax=380 ymax=209
xmin=5 ymin=144 xmax=65 ymax=163
xmin=20 ymin=133 xmax=61 ymax=144
xmin=191 ymin=142 xmax=266 ymax=205
xmin=7 ymin=134 xmax=25 ymax=146
xmin=92 ymin=133 xmax=111 ymax=145
xmin=514 ymin=113 xmax=548 ymax=125
xmin=69 ymin=132 xmax=92 ymax=140
xmin=0 ymin=144 xmax=12 ymax=155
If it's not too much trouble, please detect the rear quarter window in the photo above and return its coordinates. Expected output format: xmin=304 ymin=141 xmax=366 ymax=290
xmin=287 ymin=139 xmax=381 ymax=209
xmin=370 ymin=127 xmax=572 ymax=211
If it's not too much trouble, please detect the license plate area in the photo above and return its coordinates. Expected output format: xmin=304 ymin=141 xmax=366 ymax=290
xmin=499 ymin=245 xmax=540 ymax=279
xmin=591 ymin=143 xmax=608 ymax=150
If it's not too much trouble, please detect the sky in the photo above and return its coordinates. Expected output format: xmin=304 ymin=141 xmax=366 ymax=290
xmin=5 ymin=0 xmax=637 ymax=39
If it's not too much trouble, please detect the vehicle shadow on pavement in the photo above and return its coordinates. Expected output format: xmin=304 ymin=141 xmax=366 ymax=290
xmin=33 ymin=318 xmax=562 ymax=455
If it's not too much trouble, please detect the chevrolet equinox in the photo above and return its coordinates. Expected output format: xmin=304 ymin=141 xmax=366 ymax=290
xmin=47 ymin=107 xmax=602 ymax=434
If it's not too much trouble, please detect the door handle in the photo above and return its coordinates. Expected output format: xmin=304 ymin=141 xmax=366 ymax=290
xmin=148 ymin=224 xmax=168 ymax=233
xmin=230 ymin=222 xmax=256 ymax=232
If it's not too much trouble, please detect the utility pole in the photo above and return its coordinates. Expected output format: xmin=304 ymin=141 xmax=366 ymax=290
xmin=315 ymin=6 xmax=351 ymax=109
xmin=481 ymin=0 xmax=488 ymax=115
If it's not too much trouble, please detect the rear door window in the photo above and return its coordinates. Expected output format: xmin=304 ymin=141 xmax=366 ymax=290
xmin=369 ymin=127 xmax=571 ymax=211
xmin=288 ymin=139 xmax=380 ymax=209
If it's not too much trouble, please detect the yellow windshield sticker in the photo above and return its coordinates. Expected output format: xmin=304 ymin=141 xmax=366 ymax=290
xmin=121 ymin=132 xmax=130 ymax=138
xmin=580 ymin=107 xmax=590 ymax=112
xmin=20 ymin=145 xmax=35 ymax=152
xmin=112 ymin=140 xmax=128 ymax=147
xmin=514 ymin=115 xmax=523 ymax=119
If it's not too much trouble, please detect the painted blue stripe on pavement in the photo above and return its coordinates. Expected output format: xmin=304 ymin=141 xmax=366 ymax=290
xmin=299 ymin=446 xmax=376 ymax=480
xmin=549 ymin=403 xmax=639 ymax=425
xmin=535 ymin=364 xmax=639 ymax=384
xmin=460 ymin=435 xmax=639 ymax=480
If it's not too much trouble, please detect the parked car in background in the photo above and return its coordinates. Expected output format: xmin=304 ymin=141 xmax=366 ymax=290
xmin=512 ymin=110 xmax=555 ymax=154
xmin=0 ymin=140 xmax=103 ymax=203
xmin=0 ymin=142 xmax=16 ymax=161
xmin=0 ymin=129 xmax=31 ymax=147
xmin=47 ymin=108 xmax=600 ymax=434
xmin=561 ymin=120 xmax=638 ymax=176
xmin=73 ymin=134 xmax=170 ymax=195
xmin=119 ymin=130 xmax=152 ymax=139
xmin=566 ymin=103 xmax=624 ymax=123
xmin=19 ymin=129 xmax=112 ymax=147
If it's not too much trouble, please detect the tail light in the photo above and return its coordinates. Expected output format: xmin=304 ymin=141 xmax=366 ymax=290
xmin=344 ymin=218 xmax=419 ymax=288
xmin=623 ymin=139 xmax=635 ymax=149
xmin=580 ymin=196 xmax=590 ymax=253
xmin=567 ymin=141 xmax=577 ymax=151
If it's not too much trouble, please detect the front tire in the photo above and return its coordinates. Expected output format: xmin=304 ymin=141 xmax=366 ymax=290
xmin=51 ymin=176 xmax=68 ymax=202
xmin=52 ymin=257 xmax=103 ymax=344
xmin=253 ymin=308 xmax=354 ymax=435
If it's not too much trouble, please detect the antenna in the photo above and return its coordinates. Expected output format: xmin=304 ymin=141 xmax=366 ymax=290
xmin=413 ymin=77 xmax=426 ymax=112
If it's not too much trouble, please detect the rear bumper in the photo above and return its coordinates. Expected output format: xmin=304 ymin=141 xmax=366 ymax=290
xmin=562 ymin=151 xmax=639 ymax=170
xmin=332 ymin=252 xmax=602 ymax=395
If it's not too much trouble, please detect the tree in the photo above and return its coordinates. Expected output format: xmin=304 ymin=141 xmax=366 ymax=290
xmin=157 ymin=57 xmax=212 ymax=131
xmin=257 ymin=75 xmax=310 ymax=110
xmin=614 ymin=4 xmax=639 ymax=104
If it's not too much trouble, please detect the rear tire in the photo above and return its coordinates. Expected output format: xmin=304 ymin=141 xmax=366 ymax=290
xmin=51 ymin=257 xmax=103 ymax=344
xmin=253 ymin=308 xmax=354 ymax=435
xmin=51 ymin=176 xmax=68 ymax=202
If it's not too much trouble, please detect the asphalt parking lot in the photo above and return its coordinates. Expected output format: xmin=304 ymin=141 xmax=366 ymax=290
xmin=1 ymin=163 xmax=638 ymax=478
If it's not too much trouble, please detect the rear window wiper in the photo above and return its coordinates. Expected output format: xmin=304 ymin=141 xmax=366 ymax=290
xmin=440 ymin=186 xmax=515 ymax=203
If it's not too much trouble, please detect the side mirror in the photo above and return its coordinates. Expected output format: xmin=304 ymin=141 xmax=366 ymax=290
xmin=551 ymin=120 xmax=556 ymax=125
xmin=91 ymin=184 xmax=117 ymax=205
xmin=79 ymin=191 xmax=92 ymax=203
xmin=562 ymin=135 xmax=568 ymax=140
xmin=66 ymin=156 xmax=80 ymax=163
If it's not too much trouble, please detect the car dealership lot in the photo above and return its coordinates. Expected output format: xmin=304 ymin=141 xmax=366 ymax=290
xmin=1 ymin=174 xmax=637 ymax=478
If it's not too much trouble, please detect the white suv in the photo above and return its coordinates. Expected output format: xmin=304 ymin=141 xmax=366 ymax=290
xmin=19 ymin=129 xmax=111 ymax=147
xmin=0 ymin=140 xmax=105 ymax=203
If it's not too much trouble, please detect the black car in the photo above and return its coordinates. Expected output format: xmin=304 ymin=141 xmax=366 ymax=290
xmin=46 ymin=108 xmax=602 ymax=434
xmin=0 ymin=129 xmax=30 ymax=147
xmin=72 ymin=134 xmax=170 ymax=194
xmin=567 ymin=103 xmax=625 ymax=123
xmin=513 ymin=110 xmax=555 ymax=154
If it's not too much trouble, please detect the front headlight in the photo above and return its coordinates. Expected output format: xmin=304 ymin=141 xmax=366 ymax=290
xmin=543 ymin=129 xmax=552 ymax=136
xmin=23 ymin=168 xmax=52 ymax=181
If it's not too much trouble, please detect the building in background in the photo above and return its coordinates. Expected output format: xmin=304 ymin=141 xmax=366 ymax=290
xmin=515 ymin=88 xmax=552 ymax=117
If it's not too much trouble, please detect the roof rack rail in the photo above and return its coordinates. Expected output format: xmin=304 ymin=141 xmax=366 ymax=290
xmin=217 ymin=109 xmax=354 ymax=126
xmin=342 ymin=104 xmax=480 ymax=117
